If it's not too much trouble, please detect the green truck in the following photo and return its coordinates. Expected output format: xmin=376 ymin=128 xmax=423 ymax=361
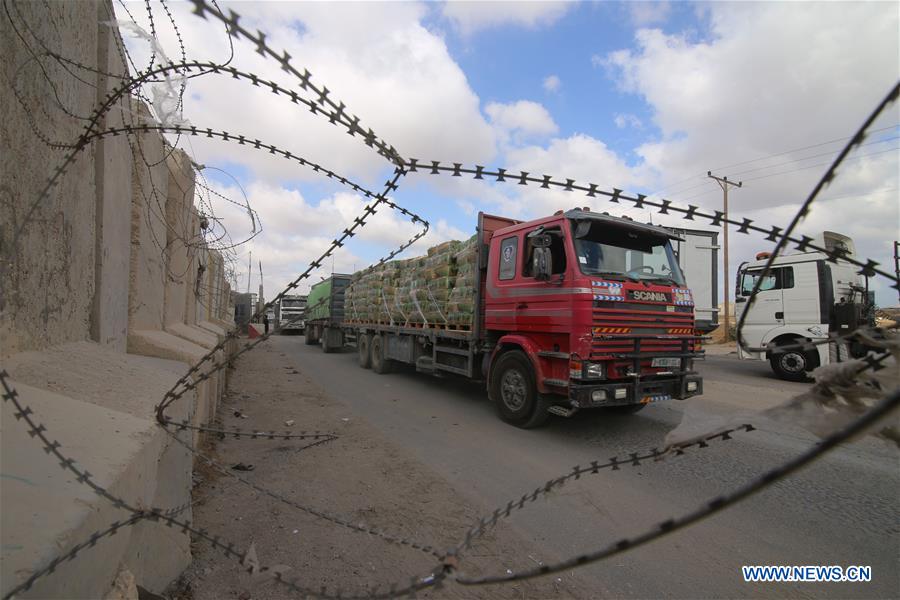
xmin=304 ymin=274 xmax=351 ymax=352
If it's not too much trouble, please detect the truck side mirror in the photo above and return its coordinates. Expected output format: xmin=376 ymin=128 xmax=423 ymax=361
xmin=533 ymin=247 xmax=552 ymax=281
xmin=529 ymin=233 xmax=552 ymax=248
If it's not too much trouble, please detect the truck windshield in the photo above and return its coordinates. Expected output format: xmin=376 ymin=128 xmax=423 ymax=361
xmin=572 ymin=222 xmax=685 ymax=286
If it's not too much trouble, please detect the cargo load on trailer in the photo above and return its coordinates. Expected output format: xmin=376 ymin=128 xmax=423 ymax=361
xmin=344 ymin=236 xmax=478 ymax=329
xmin=304 ymin=275 xmax=350 ymax=352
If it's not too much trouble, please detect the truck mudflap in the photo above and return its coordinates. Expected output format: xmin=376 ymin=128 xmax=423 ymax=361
xmin=567 ymin=375 xmax=702 ymax=408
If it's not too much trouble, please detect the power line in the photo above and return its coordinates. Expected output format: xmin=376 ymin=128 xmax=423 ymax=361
xmin=711 ymin=123 xmax=899 ymax=171
xmin=649 ymin=177 xmax=711 ymax=199
xmin=647 ymin=124 xmax=899 ymax=199
xmin=815 ymin=187 xmax=898 ymax=203
xmin=728 ymin=135 xmax=899 ymax=178
xmin=674 ymin=145 xmax=899 ymax=203
xmin=645 ymin=174 xmax=707 ymax=198
xmin=742 ymin=145 xmax=898 ymax=183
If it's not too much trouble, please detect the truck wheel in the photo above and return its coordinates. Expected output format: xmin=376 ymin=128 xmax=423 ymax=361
xmin=322 ymin=327 xmax=334 ymax=353
xmin=490 ymin=351 xmax=549 ymax=428
xmin=769 ymin=340 xmax=817 ymax=382
xmin=371 ymin=335 xmax=393 ymax=374
xmin=304 ymin=326 xmax=317 ymax=345
xmin=358 ymin=333 xmax=372 ymax=369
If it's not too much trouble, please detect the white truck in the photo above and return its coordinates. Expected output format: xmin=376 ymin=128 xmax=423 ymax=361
xmin=279 ymin=294 xmax=308 ymax=334
xmin=666 ymin=227 xmax=719 ymax=334
xmin=734 ymin=231 xmax=875 ymax=380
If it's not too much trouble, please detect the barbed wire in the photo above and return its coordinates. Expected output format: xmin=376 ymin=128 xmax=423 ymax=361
xmin=1 ymin=2 xmax=433 ymax=595
xmin=2 ymin=1 xmax=898 ymax=598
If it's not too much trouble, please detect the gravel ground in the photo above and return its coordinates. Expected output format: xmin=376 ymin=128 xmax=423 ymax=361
xmin=167 ymin=337 xmax=592 ymax=600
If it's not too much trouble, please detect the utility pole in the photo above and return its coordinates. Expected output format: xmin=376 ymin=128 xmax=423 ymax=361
xmin=246 ymin=251 xmax=252 ymax=293
xmin=894 ymin=241 xmax=899 ymax=304
xmin=707 ymin=171 xmax=742 ymax=341
xmin=258 ymin=260 xmax=264 ymax=315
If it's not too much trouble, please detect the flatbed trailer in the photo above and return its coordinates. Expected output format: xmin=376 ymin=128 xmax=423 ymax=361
xmin=307 ymin=210 xmax=704 ymax=427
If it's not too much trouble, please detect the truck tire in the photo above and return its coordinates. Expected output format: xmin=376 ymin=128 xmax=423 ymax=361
xmin=769 ymin=339 xmax=817 ymax=382
xmin=322 ymin=327 xmax=334 ymax=353
xmin=371 ymin=335 xmax=393 ymax=374
xmin=358 ymin=332 xmax=372 ymax=369
xmin=304 ymin=325 xmax=317 ymax=345
xmin=490 ymin=351 xmax=549 ymax=428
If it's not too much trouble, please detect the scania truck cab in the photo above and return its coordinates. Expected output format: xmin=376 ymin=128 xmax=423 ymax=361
xmin=484 ymin=209 xmax=703 ymax=425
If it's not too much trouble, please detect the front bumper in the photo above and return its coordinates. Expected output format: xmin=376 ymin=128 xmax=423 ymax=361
xmin=568 ymin=374 xmax=703 ymax=408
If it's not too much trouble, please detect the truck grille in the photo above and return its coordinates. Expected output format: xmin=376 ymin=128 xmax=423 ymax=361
xmin=591 ymin=301 xmax=695 ymax=359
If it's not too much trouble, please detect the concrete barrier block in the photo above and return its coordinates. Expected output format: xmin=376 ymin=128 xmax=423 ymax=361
xmin=195 ymin=320 xmax=231 ymax=400
xmin=127 ymin=331 xmax=213 ymax=438
xmin=164 ymin=324 xmax=222 ymax=416
xmin=90 ymin=1 xmax=132 ymax=352
xmin=0 ymin=1 xmax=99 ymax=358
xmin=167 ymin=322 xmax=218 ymax=351
xmin=196 ymin=320 xmax=227 ymax=341
xmin=2 ymin=343 xmax=195 ymax=598
xmin=163 ymin=150 xmax=198 ymax=331
xmin=127 ymin=100 xmax=169 ymax=333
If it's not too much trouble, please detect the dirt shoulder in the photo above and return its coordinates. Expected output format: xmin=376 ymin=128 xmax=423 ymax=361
xmin=170 ymin=335 xmax=592 ymax=600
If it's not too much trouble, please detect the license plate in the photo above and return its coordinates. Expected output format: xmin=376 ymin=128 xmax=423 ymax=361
xmin=641 ymin=394 xmax=672 ymax=404
xmin=652 ymin=357 xmax=680 ymax=368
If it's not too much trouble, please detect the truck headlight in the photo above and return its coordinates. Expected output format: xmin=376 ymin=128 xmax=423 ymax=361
xmin=584 ymin=362 xmax=605 ymax=379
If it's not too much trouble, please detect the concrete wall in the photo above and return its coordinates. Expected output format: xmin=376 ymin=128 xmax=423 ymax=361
xmin=0 ymin=2 xmax=235 ymax=598
xmin=128 ymin=100 xmax=170 ymax=333
xmin=0 ymin=1 xmax=99 ymax=356
xmin=91 ymin=1 xmax=134 ymax=352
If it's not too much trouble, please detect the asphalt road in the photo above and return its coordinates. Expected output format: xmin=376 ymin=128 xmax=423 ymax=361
xmin=280 ymin=336 xmax=899 ymax=599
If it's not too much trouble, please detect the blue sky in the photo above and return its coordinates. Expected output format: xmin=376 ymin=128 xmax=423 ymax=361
xmin=442 ymin=2 xmax=659 ymax=159
xmin=122 ymin=1 xmax=899 ymax=305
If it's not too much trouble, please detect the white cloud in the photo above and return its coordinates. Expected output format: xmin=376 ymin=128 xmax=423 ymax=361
xmin=442 ymin=1 xmax=573 ymax=35
xmin=604 ymin=3 xmax=898 ymax=195
xmin=486 ymin=100 xmax=559 ymax=140
xmin=628 ymin=1 xmax=671 ymax=27
xmin=119 ymin=1 xmax=497 ymax=187
xmin=597 ymin=1 xmax=899 ymax=303
xmin=614 ymin=113 xmax=643 ymax=129
xmin=207 ymin=179 xmax=445 ymax=295
xmin=543 ymin=74 xmax=561 ymax=93
xmin=493 ymin=133 xmax=654 ymax=218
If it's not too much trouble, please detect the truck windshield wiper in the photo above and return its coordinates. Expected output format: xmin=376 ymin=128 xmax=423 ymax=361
xmin=643 ymin=274 xmax=679 ymax=285
xmin=588 ymin=270 xmax=639 ymax=282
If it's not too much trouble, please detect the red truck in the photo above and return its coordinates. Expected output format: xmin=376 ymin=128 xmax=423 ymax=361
xmin=309 ymin=208 xmax=703 ymax=427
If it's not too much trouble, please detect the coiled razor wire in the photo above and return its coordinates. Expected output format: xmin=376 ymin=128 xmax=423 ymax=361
xmin=1 ymin=0 xmax=898 ymax=597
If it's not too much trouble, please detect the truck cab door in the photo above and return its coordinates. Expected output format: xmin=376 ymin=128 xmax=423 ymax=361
xmin=517 ymin=226 xmax=574 ymax=333
xmin=737 ymin=267 xmax=785 ymax=347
